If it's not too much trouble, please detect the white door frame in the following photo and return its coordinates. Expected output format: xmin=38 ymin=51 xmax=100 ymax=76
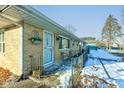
xmin=43 ymin=30 xmax=54 ymax=68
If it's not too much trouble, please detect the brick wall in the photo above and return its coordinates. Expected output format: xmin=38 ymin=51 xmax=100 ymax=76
xmin=54 ymin=34 xmax=80 ymax=65
xmin=23 ymin=22 xmax=43 ymax=76
xmin=0 ymin=26 xmax=21 ymax=76
xmin=54 ymin=33 xmax=61 ymax=64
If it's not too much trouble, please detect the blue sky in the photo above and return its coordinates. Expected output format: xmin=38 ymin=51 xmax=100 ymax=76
xmin=32 ymin=5 xmax=123 ymax=39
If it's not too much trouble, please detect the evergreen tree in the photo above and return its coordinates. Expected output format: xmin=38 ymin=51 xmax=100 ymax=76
xmin=102 ymin=15 xmax=121 ymax=49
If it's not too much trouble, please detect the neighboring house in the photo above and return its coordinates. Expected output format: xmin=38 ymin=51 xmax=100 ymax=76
xmin=0 ymin=5 xmax=85 ymax=78
xmin=114 ymin=34 xmax=124 ymax=48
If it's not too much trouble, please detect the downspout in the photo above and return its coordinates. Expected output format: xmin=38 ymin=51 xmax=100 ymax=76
xmin=20 ymin=24 xmax=24 ymax=78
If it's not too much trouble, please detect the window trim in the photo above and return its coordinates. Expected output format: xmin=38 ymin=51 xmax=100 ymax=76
xmin=58 ymin=35 xmax=70 ymax=50
xmin=0 ymin=31 xmax=5 ymax=54
xmin=58 ymin=35 xmax=69 ymax=40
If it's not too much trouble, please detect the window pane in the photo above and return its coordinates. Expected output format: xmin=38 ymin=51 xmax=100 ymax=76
xmin=59 ymin=37 xmax=62 ymax=49
xmin=0 ymin=43 xmax=1 ymax=52
xmin=3 ymin=43 xmax=5 ymax=53
xmin=2 ymin=32 xmax=4 ymax=42
xmin=62 ymin=38 xmax=67 ymax=48
xmin=0 ymin=33 xmax=1 ymax=42
xmin=62 ymin=38 xmax=70 ymax=49
xmin=0 ymin=32 xmax=5 ymax=53
xmin=47 ymin=33 xmax=52 ymax=47
xmin=68 ymin=40 xmax=70 ymax=48
xmin=59 ymin=37 xmax=70 ymax=49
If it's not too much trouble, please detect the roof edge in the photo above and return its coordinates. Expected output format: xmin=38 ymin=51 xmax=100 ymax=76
xmin=14 ymin=5 xmax=82 ymax=42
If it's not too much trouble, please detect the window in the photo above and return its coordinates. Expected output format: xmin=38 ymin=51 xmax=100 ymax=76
xmin=62 ymin=38 xmax=70 ymax=49
xmin=59 ymin=37 xmax=62 ymax=49
xmin=0 ymin=32 xmax=5 ymax=53
xmin=59 ymin=36 xmax=70 ymax=49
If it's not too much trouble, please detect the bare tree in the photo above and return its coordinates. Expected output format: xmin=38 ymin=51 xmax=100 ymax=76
xmin=65 ymin=24 xmax=77 ymax=34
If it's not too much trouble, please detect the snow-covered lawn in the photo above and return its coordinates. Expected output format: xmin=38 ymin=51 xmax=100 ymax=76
xmin=82 ymin=49 xmax=124 ymax=88
xmin=55 ymin=65 xmax=72 ymax=88
xmin=89 ymin=49 xmax=121 ymax=61
xmin=55 ymin=49 xmax=124 ymax=88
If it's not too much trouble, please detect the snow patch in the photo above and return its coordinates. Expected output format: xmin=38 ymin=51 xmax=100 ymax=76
xmin=82 ymin=49 xmax=124 ymax=88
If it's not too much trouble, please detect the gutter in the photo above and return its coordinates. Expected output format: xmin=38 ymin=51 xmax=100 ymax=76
xmin=28 ymin=6 xmax=80 ymax=41
xmin=14 ymin=5 xmax=81 ymax=41
xmin=0 ymin=5 xmax=11 ymax=13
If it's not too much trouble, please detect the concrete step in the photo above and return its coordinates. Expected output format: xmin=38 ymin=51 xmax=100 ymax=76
xmin=43 ymin=64 xmax=59 ymax=75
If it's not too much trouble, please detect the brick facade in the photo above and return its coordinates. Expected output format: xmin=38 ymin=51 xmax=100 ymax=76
xmin=23 ymin=22 xmax=43 ymax=77
xmin=0 ymin=26 xmax=21 ymax=75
